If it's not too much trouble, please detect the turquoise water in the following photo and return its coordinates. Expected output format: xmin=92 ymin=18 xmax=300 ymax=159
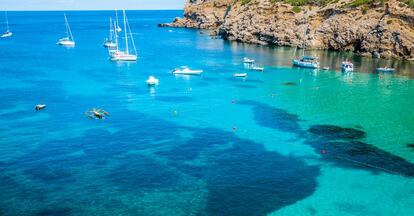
xmin=1 ymin=11 xmax=414 ymax=216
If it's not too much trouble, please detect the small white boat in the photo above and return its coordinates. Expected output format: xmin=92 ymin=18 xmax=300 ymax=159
xmin=110 ymin=10 xmax=138 ymax=61
xmin=252 ymin=66 xmax=264 ymax=71
xmin=292 ymin=56 xmax=320 ymax=69
xmin=233 ymin=73 xmax=247 ymax=77
xmin=1 ymin=12 xmax=12 ymax=38
xmin=146 ymin=76 xmax=159 ymax=86
xmin=322 ymin=66 xmax=329 ymax=70
xmin=341 ymin=61 xmax=354 ymax=72
xmin=57 ymin=13 xmax=75 ymax=47
xmin=1 ymin=31 xmax=12 ymax=38
xmin=376 ymin=67 xmax=395 ymax=73
xmin=173 ymin=66 xmax=203 ymax=75
xmin=35 ymin=104 xmax=46 ymax=111
xmin=243 ymin=57 xmax=255 ymax=64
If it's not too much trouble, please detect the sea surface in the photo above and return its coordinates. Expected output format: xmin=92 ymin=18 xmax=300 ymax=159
xmin=0 ymin=10 xmax=414 ymax=216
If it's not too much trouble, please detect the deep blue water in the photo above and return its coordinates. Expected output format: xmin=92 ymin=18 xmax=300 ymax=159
xmin=0 ymin=10 xmax=414 ymax=216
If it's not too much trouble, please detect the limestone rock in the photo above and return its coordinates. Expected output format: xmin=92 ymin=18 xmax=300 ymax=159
xmin=160 ymin=0 xmax=414 ymax=60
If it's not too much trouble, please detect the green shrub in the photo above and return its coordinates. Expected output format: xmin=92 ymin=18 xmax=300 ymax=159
xmin=292 ymin=6 xmax=302 ymax=13
xmin=405 ymin=0 xmax=414 ymax=8
xmin=241 ymin=0 xmax=251 ymax=5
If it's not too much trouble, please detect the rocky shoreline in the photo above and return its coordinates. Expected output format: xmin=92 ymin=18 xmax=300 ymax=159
xmin=159 ymin=0 xmax=414 ymax=60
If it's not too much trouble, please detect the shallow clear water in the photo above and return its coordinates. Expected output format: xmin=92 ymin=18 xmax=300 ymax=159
xmin=0 ymin=11 xmax=414 ymax=216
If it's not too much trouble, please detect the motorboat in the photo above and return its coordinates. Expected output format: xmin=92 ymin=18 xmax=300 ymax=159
xmin=35 ymin=104 xmax=46 ymax=111
xmin=376 ymin=67 xmax=395 ymax=73
xmin=172 ymin=66 xmax=203 ymax=75
xmin=341 ymin=61 xmax=354 ymax=72
xmin=243 ymin=57 xmax=255 ymax=64
xmin=146 ymin=76 xmax=159 ymax=86
xmin=233 ymin=73 xmax=247 ymax=77
xmin=57 ymin=13 xmax=75 ymax=47
xmin=322 ymin=66 xmax=329 ymax=70
xmin=292 ymin=56 xmax=320 ymax=69
xmin=252 ymin=66 xmax=264 ymax=71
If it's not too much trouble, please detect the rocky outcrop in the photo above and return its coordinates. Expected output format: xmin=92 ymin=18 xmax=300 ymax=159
xmin=160 ymin=0 xmax=414 ymax=60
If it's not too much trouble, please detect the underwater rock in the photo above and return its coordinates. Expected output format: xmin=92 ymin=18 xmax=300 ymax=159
xmin=308 ymin=125 xmax=366 ymax=140
xmin=282 ymin=82 xmax=297 ymax=86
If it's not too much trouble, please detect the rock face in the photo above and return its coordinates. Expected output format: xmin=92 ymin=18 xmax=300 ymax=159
xmin=161 ymin=0 xmax=414 ymax=60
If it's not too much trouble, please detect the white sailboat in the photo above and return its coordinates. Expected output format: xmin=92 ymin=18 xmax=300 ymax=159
xmin=115 ymin=10 xmax=122 ymax=32
xmin=110 ymin=10 xmax=137 ymax=61
xmin=103 ymin=17 xmax=117 ymax=48
xmin=57 ymin=13 xmax=75 ymax=47
xmin=1 ymin=12 xmax=12 ymax=38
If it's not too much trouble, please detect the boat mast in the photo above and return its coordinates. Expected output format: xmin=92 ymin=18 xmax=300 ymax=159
xmin=5 ymin=11 xmax=9 ymax=32
xmin=113 ymin=17 xmax=119 ymax=51
xmin=109 ymin=17 xmax=113 ymax=41
xmin=64 ymin=14 xmax=74 ymax=42
xmin=115 ymin=10 xmax=120 ymax=31
xmin=123 ymin=10 xmax=128 ymax=54
xmin=125 ymin=12 xmax=137 ymax=55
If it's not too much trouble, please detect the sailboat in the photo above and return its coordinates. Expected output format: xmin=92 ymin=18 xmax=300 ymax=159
xmin=115 ymin=10 xmax=122 ymax=32
xmin=57 ymin=13 xmax=75 ymax=47
xmin=1 ymin=12 xmax=12 ymax=38
xmin=110 ymin=10 xmax=137 ymax=61
xmin=292 ymin=24 xmax=319 ymax=69
xmin=103 ymin=17 xmax=117 ymax=48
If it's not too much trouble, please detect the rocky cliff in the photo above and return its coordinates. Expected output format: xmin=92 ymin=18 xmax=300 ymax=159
xmin=160 ymin=0 xmax=414 ymax=60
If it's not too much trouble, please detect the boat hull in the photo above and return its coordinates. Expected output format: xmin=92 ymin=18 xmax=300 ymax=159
xmin=376 ymin=68 xmax=395 ymax=73
xmin=173 ymin=71 xmax=203 ymax=75
xmin=104 ymin=42 xmax=117 ymax=48
xmin=111 ymin=52 xmax=137 ymax=61
xmin=1 ymin=32 xmax=12 ymax=38
xmin=292 ymin=59 xmax=319 ymax=69
xmin=233 ymin=73 xmax=247 ymax=77
xmin=57 ymin=40 xmax=75 ymax=47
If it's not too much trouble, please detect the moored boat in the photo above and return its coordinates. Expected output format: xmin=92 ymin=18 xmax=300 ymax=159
xmin=57 ymin=13 xmax=75 ymax=47
xmin=243 ymin=57 xmax=255 ymax=64
xmin=110 ymin=10 xmax=138 ymax=61
xmin=252 ymin=66 xmax=264 ymax=71
xmin=146 ymin=76 xmax=159 ymax=86
xmin=233 ymin=73 xmax=247 ymax=77
xmin=1 ymin=12 xmax=12 ymax=38
xmin=173 ymin=66 xmax=203 ymax=75
xmin=376 ymin=67 xmax=395 ymax=73
xmin=292 ymin=23 xmax=320 ymax=69
xmin=103 ymin=17 xmax=117 ymax=48
xmin=341 ymin=61 xmax=354 ymax=72
xmin=292 ymin=56 xmax=319 ymax=69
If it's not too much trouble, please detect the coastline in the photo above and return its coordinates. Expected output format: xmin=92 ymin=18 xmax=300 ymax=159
xmin=159 ymin=0 xmax=414 ymax=61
